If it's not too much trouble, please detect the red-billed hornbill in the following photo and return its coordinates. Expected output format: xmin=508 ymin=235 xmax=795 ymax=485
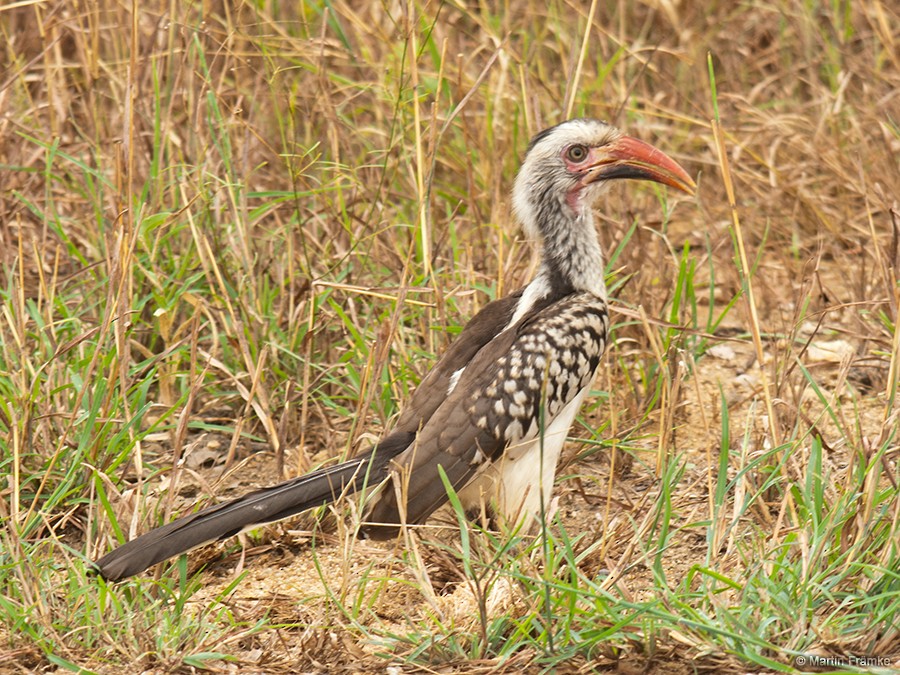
xmin=94 ymin=118 xmax=695 ymax=581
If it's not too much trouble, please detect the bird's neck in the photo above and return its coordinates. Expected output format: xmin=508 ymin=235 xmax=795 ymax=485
xmin=527 ymin=198 xmax=606 ymax=301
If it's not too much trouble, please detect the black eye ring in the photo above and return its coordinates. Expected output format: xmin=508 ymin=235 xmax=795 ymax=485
xmin=566 ymin=144 xmax=588 ymax=162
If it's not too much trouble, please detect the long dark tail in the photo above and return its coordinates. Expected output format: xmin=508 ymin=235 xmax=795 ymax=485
xmin=93 ymin=441 xmax=401 ymax=581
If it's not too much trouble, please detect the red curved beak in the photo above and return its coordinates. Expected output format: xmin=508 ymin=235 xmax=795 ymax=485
xmin=585 ymin=135 xmax=696 ymax=195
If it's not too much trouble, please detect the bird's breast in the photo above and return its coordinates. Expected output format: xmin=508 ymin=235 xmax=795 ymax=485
xmin=469 ymin=293 xmax=609 ymax=453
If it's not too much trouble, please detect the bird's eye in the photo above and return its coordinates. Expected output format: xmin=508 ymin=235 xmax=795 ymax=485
xmin=565 ymin=144 xmax=588 ymax=162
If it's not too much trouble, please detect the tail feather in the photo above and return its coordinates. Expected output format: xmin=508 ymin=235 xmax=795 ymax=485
xmin=93 ymin=451 xmax=390 ymax=581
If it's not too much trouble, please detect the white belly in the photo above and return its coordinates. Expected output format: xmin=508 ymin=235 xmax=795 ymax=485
xmin=458 ymin=386 xmax=590 ymax=532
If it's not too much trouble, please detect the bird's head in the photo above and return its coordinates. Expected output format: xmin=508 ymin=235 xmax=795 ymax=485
xmin=513 ymin=118 xmax=695 ymax=241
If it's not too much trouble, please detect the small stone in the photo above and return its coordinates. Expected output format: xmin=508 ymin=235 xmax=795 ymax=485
xmin=708 ymin=343 xmax=736 ymax=361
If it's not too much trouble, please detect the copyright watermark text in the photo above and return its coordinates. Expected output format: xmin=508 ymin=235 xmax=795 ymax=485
xmin=794 ymin=654 xmax=896 ymax=669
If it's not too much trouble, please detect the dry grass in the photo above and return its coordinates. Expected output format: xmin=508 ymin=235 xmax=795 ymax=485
xmin=1 ymin=0 xmax=898 ymax=672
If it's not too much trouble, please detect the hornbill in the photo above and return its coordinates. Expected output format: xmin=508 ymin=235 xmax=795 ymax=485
xmin=94 ymin=118 xmax=695 ymax=581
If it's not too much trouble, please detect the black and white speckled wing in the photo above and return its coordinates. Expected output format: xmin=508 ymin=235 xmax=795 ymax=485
xmin=364 ymin=292 xmax=609 ymax=535
xmin=391 ymin=291 xmax=523 ymax=435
